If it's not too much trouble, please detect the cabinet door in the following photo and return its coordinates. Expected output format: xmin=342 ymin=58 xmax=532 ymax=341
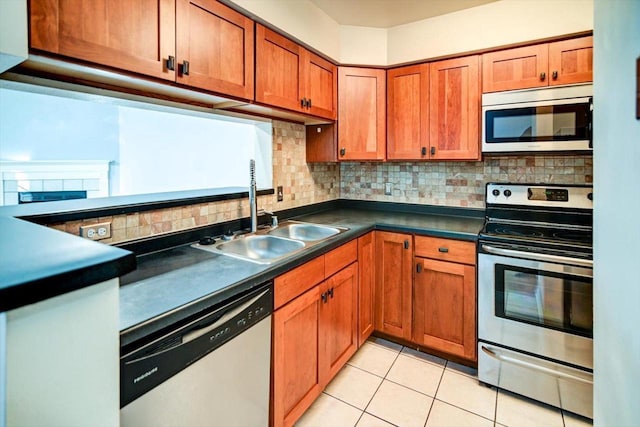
xmin=319 ymin=263 xmax=359 ymax=386
xmin=255 ymin=24 xmax=305 ymax=112
xmin=548 ymin=36 xmax=593 ymax=86
xmin=273 ymin=286 xmax=322 ymax=427
xmin=357 ymin=233 xmax=375 ymax=347
xmin=30 ymin=0 xmax=176 ymax=81
xmin=482 ymin=44 xmax=549 ymax=92
xmin=413 ymin=258 xmax=476 ymax=361
xmin=305 ymin=52 xmax=338 ymax=120
xmin=374 ymin=232 xmax=413 ymax=341
xmin=338 ymin=67 xmax=386 ymax=161
xmin=429 ymin=56 xmax=481 ymax=161
xmin=387 ymin=64 xmax=429 ymax=160
xmin=176 ymin=0 xmax=254 ymax=99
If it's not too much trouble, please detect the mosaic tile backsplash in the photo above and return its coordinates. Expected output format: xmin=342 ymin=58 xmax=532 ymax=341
xmin=48 ymin=117 xmax=592 ymax=244
xmin=340 ymin=156 xmax=593 ymax=208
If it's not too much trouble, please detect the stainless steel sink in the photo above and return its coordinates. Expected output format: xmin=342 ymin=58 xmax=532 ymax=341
xmin=267 ymin=222 xmax=342 ymax=241
xmin=212 ymin=235 xmax=304 ymax=264
xmin=192 ymin=221 xmax=349 ymax=264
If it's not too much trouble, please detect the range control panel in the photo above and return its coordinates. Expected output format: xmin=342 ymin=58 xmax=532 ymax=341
xmin=486 ymin=183 xmax=593 ymax=210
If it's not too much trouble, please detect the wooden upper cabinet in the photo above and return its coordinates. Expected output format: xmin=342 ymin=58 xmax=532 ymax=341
xmin=482 ymin=44 xmax=548 ymax=93
xmin=30 ymin=0 xmax=176 ymax=81
xmin=176 ymin=0 xmax=254 ymax=99
xmin=255 ymin=24 xmax=337 ymax=119
xmin=429 ymin=56 xmax=480 ymax=161
xmin=306 ymin=53 xmax=338 ymax=119
xmin=483 ymin=35 xmax=593 ymax=92
xmin=338 ymin=67 xmax=386 ymax=161
xmin=256 ymin=25 xmax=304 ymax=112
xmin=548 ymin=36 xmax=593 ymax=86
xmin=374 ymin=231 xmax=413 ymax=341
xmin=387 ymin=64 xmax=430 ymax=160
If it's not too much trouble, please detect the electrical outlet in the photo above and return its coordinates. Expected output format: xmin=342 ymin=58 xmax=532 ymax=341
xmin=277 ymin=185 xmax=284 ymax=202
xmin=384 ymin=182 xmax=392 ymax=196
xmin=80 ymin=222 xmax=112 ymax=241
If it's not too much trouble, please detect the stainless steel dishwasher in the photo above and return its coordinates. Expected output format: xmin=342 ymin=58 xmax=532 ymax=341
xmin=120 ymin=282 xmax=273 ymax=427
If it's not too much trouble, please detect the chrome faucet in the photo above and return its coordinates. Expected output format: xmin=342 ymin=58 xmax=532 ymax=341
xmin=249 ymin=159 xmax=258 ymax=232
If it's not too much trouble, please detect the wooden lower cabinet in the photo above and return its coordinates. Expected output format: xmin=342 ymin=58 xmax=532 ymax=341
xmin=319 ymin=263 xmax=359 ymax=384
xmin=272 ymin=259 xmax=358 ymax=427
xmin=413 ymin=257 xmax=476 ymax=361
xmin=357 ymin=232 xmax=375 ymax=346
xmin=272 ymin=285 xmax=322 ymax=427
xmin=374 ymin=231 xmax=413 ymax=341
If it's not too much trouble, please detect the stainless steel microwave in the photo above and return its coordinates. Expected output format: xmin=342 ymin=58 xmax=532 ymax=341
xmin=482 ymin=84 xmax=593 ymax=154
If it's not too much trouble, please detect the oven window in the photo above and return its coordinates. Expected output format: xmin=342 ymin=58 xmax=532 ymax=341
xmin=495 ymin=265 xmax=592 ymax=337
xmin=485 ymin=103 xmax=590 ymax=143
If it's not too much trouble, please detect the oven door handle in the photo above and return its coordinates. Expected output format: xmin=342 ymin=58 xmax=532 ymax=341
xmin=481 ymin=346 xmax=592 ymax=384
xmin=480 ymin=244 xmax=593 ymax=268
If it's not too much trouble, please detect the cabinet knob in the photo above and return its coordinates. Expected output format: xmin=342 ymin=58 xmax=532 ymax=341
xmin=181 ymin=60 xmax=190 ymax=76
xmin=540 ymin=72 xmax=546 ymax=81
xmin=340 ymin=148 xmax=346 ymax=156
xmin=416 ymin=263 xmax=423 ymax=273
xmin=430 ymin=146 xmax=436 ymax=156
xmin=421 ymin=147 xmax=427 ymax=156
xmin=321 ymin=292 xmax=328 ymax=303
xmin=328 ymin=287 xmax=334 ymax=298
xmin=404 ymin=240 xmax=410 ymax=250
xmin=166 ymin=55 xmax=175 ymax=71
xmin=307 ymin=98 xmax=312 ymax=108
xmin=301 ymin=98 xmax=307 ymax=108
xmin=552 ymin=70 xmax=558 ymax=80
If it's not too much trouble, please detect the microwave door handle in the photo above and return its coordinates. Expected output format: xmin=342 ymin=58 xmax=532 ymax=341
xmin=480 ymin=244 xmax=593 ymax=268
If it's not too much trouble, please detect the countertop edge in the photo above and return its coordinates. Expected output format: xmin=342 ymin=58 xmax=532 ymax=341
xmin=0 ymin=216 xmax=136 ymax=312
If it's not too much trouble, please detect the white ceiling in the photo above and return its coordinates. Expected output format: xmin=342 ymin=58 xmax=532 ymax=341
xmin=309 ymin=0 xmax=498 ymax=28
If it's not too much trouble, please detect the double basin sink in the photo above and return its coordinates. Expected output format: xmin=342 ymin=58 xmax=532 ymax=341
xmin=193 ymin=221 xmax=348 ymax=264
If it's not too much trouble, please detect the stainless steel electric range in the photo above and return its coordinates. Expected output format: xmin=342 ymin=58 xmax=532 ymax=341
xmin=477 ymin=183 xmax=593 ymax=419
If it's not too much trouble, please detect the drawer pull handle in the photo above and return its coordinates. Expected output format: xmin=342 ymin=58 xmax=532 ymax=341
xmin=438 ymin=247 xmax=449 ymax=253
xmin=416 ymin=263 xmax=423 ymax=273
xmin=321 ymin=292 xmax=328 ymax=303
xmin=404 ymin=240 xmax=410 ymax=250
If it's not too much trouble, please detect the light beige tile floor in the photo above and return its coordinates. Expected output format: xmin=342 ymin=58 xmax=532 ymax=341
xmin=295 ymin=338 xmax=593 ymax=427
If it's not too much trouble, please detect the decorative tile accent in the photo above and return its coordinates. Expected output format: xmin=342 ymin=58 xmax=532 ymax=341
xmin=340 ymin=155 xmax=592 ymax=208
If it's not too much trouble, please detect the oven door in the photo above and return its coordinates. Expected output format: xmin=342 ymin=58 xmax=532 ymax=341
xmin=478 ymin=246 xmax=593 ymax=369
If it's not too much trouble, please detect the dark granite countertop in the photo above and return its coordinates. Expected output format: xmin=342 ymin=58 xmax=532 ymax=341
xmin=119 ymin=206 xmax=484 ymax=347
xmin=0 ymin=216 xmax=135 ymax=312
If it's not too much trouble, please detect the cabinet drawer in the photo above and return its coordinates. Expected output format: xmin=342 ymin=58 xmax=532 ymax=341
xmin=414 ymin=236 xmax=476 ymax=265
xmin=275 ymin=256 xmax=325 ymax=309
xmin=325 ymin=240 xmax=358 ymax=278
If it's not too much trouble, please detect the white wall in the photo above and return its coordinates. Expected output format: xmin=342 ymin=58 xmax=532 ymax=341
xmin=5 ymin=279 xmax=119 ymax=427
xmin=230 ymin=0 xmax=341 ymax=61
xmin=229 ymin=0 xmax=593 ymax=66
xmin=387 ymin=0 xmax=593 ymax=64
xmin=0 ymin=0 xmax=27 ymax=73
xmin=593 ymin=0 xmax=640 ymax=425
